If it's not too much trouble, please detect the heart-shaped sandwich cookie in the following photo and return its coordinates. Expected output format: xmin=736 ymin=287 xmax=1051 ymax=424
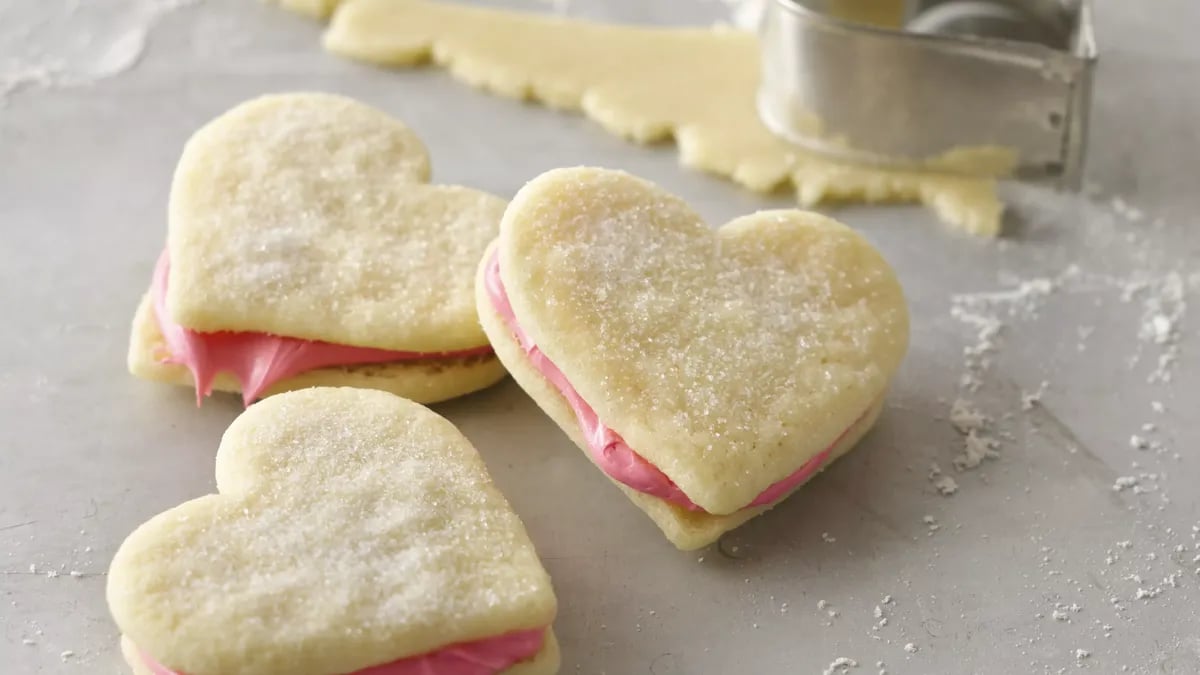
xmin=478 ymin=167 xmax=909 ymax=550
xmin=107 ymin=387 xmax=559 ymax=675
xmin=128 ymin=92 xmax=507 ymax=406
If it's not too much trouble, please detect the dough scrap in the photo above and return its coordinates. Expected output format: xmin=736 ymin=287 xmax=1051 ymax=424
xmin=168 ymin=92 xmax=507 ymax=351
xmin=308 ymin=0 xmax=1003 ymax=236
xmin=486 ymin=167 xmax=909 ymax=516
xmin=107 ymin=388 xmax=558 ymax=675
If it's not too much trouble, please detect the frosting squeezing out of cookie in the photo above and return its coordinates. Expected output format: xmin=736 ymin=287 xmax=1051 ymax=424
xmin=151 ymin=252 xmax=492 ymax=406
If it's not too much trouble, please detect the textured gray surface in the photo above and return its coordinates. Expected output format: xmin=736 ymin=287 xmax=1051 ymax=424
xmin=1 ymin=1 xmax=1198 ymax=673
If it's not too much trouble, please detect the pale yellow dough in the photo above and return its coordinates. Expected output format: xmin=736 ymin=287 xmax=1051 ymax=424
xmin=308 ymin=0 xmax=1003 ymax=236
xmin=167 ymin=92 xmax=506 ymax=351
xmin=107 ymin=388 xmax=559 ymax=675
xmin=476 ymin=168 xmax=909 ymax=544
xmin=128 ymin=294 xmax=506 ymax=404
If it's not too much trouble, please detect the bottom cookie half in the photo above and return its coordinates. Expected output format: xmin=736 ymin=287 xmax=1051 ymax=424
xmin=128 ymin=294 xmax=507 ymax=406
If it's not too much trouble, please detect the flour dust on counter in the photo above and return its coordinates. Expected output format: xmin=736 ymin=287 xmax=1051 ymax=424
xmin=0 ymin=0 xmax=202 ymax=103
xmin=927 ymin=184 xmax=1199 ymax=673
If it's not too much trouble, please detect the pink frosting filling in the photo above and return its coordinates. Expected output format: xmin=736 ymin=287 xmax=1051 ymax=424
xmin=136 ymin=628 xmax=545 ymax=675
xmin=151 ymin=251 xmax=493 ymax=406
xmin=485 ymin=251 xmax=850 ymax=514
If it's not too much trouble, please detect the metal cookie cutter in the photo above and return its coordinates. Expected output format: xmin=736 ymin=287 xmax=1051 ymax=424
xmin=757 ymin=0 xmax=1097 ymax=187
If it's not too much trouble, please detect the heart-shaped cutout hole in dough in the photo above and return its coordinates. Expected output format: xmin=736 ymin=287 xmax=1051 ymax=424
xmin=107 ymin=388 xmax=559 ymax=675
xmin=479 ymin=167 xmax=909 ymax=548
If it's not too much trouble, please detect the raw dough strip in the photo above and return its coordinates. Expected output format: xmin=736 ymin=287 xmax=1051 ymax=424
xmin=305 ymin=0 xmax=1003 ymax=236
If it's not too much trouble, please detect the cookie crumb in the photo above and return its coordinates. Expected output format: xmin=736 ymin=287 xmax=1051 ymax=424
xmin=1134 ymin=587 xmax=1160 ymax=600
xmin=823 ymin=657 xmax=859 ymax=674
xmin=1113 ymin=476 xmax=1139 ymax=491
xmin=954 ymin=429 xmax=999 ymax=470
xmin=933 ymin=475 xmax=959 ymax=496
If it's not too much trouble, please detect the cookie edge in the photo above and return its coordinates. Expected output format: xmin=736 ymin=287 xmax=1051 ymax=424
xmin=128 ymin=293 xmax=507 ymax=405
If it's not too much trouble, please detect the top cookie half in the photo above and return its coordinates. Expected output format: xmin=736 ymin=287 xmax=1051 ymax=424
xmin=165 ymin=92 xmax=504 ymax=352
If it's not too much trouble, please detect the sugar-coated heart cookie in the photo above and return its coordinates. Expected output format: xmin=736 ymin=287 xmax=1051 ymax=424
xmin=107 ymin=387 xmax=559 ymax=675
xmin=477 ymin=167 xmax=909 ymax=550
xmin=128 ymin=92 xmax=507 ymax=406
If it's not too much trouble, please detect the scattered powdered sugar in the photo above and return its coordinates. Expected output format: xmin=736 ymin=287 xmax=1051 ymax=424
xmin=906 ymin=184 xmax=1197 ymax=672
xmin=0 ymin=0 xmax=203 ymax=104
xmin=949 ymin=398 xmax=989 ymax=433
xmin=950 ymin=275 xmax=1059 ymax=393
xmin=942 ymin=185 xmax=1195 ymax=496
xmin=1132 ymin=271 xmax=1187 ymax=384
xmin=927 ymin=462 xmax=959 ymax=495
xmin=944 ymin=398 xmax=1001 ymax=470
xmin=954 ymin=428 xmax=999 ymax=471
xmin=1112 ymin=475 xmax=1140 ymax=492
xmin=823 ymin=657 xmax=859 ymax=674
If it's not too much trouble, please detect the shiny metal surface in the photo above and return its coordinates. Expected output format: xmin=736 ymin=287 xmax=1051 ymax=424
xmin=757 ymin=0 xmax=1096 ymax=186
